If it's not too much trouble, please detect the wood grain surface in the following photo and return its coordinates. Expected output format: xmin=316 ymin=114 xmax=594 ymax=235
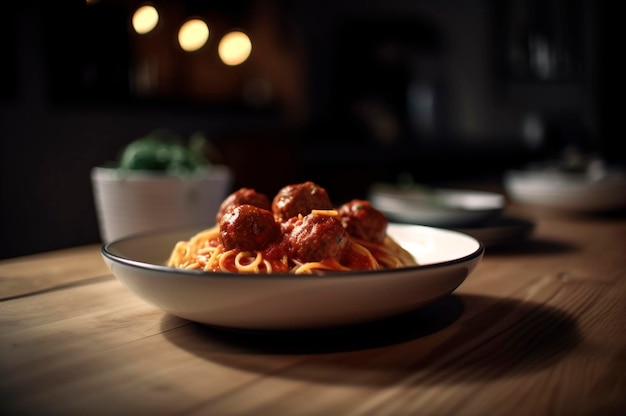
xmin=1 ymin=204 xmax=625 ymax=415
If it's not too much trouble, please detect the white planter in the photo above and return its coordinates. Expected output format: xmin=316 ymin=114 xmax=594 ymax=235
xmin=91 ymin=165 xmax=233 ymax=242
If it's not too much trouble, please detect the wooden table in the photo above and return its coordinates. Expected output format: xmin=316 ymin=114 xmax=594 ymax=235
xmin=2 ymin=203 xmax=626 ymax=415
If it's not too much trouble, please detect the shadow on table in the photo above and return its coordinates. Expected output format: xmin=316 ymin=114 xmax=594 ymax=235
xmin=162 ymin=293 xmax=581 ymax=385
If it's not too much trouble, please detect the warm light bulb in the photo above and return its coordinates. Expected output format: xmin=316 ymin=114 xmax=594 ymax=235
xmin=132 ymin=5 xmax=159 ymax=35
xmin=218 ymin=31 xmax=252 ymax=66
xmin=178 ymin=19 xmax=209 ymax=52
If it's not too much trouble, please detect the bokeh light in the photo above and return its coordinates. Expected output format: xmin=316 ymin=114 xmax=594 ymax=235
xmin=178 ymin=19 xmax=210 ymax=52
xmin=218 ymin=31 xmax=252 ymax=66
xmin=132 ymin=4 xmax=159 ymax=35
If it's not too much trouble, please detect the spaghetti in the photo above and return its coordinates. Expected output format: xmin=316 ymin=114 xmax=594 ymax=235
xmin=167 ymin=182 xmax=417 ymax=275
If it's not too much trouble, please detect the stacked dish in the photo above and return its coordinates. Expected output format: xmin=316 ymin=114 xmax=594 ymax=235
xmin=368 ymin=183 xmax=534 ymax=247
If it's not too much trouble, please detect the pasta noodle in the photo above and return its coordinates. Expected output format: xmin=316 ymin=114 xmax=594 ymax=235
xmin=167 ymin=225 xmax=416 ymax=274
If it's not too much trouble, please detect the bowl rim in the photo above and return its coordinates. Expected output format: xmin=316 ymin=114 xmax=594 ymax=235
xmin=91 ymin=165 xmax=232 ymax=181
xmin=102 ymin=224 xmax=485 ymax=280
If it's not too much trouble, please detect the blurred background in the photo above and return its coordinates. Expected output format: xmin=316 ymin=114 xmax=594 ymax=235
xmin=0 ymin=0 xmax=621 ymax=259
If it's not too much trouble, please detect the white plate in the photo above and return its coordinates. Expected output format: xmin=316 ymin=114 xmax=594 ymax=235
xmin=102 ymin=223 xmax=483 ymax=330
xmin=368 ymin=184 xmax=505 ymax=228
xmin=504 ymin=169 xmax=626 ymax=212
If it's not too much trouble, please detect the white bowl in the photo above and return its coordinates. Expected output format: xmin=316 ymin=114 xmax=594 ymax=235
xmin=504 ymin=169 xmax=626 ymax=212
xmin=368 ymin=184 xmax=505 ymax=228
xmin=91 ymin=165 xmax=233 ymax=242
xmin=102 ymin=223 xmax=483 ymax=330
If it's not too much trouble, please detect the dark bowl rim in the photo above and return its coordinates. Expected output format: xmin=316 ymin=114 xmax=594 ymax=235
xmin=101 ymin=224 xmax=485 ymax=280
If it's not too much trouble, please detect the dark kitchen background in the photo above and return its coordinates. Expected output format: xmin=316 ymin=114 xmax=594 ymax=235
xmin=0 ymin=0 xmax=621 ymax=259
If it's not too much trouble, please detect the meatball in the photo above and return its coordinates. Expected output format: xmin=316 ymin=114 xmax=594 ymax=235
xmin=216 ymin=188 xmax=271 ymax=223
xmin=338 ymin=199 xmax=388 ymax=243
xmin=219 ymin=204 xmax=281 ymax=251
xmin=287 ymin=213 xmax=348 ymax=262
xmin=272 ymin=181 xmax=333 ymax=222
